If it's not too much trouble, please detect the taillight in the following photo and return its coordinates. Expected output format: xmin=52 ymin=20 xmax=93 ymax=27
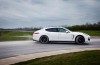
xmin=34 ymin=32 xmax=39 ymax=34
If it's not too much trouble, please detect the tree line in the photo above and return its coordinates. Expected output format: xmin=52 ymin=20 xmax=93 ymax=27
xmin=64 ymin=22 xmax=100 ymax=31
xmin=0 ymin=22 xmax=100 ymax=31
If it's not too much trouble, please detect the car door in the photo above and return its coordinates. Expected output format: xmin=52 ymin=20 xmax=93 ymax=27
xmin=45 ymin=28 xmax=59 ymax=41
xmin=58 ymin=28 xmax=73 ymax=41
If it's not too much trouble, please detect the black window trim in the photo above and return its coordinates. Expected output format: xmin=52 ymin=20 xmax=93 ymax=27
xmin=46 ymin=28 xmax=59 ymax=32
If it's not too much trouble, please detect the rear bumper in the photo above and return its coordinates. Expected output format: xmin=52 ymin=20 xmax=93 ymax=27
xmin=33 ymin=39 xmax=37 ymax=41
xmin=33 ymin=34 xmax=40 ymax=41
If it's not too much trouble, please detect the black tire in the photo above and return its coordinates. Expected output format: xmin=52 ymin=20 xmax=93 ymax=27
xmin=75 ymin=36 xmax=85 ymax=44
xmin=39 ymin=35 xmax=49 ymax=44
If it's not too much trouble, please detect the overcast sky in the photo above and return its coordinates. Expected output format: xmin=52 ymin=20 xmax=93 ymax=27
xmin=0 ymin=0 xmax=100 ymax=28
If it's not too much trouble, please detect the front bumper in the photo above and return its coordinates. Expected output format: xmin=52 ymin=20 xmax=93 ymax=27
xmin=85 ymin=36 xmax=90 ymax=42
xmin=88 ymin=37 xmax=90 ymax=41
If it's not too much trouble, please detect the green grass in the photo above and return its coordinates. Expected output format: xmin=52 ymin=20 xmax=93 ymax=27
xmin=74 ymin=30 xmax=100 ymax=36
xmin=12 ymin=50 xmax=100 ymax=65
xmin=0 ymin=31 xmax=33 ymax=41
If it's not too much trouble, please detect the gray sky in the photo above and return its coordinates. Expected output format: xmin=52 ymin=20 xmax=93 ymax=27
xmin=0 ymin=0 xmax=100 ymax=28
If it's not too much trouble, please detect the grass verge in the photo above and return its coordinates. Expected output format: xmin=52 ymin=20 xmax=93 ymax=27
xmin=0 ymin=31 xmax=33 ymax=41
xmin=12 ymin=50 xmax=100 ymax=65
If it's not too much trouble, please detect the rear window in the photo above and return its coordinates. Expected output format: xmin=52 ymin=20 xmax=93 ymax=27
xmin=46 ymin=28 xmax=58 ymax=32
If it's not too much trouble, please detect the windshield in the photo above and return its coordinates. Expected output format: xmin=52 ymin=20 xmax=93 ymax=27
xmin=63 ymin=27 xmax=72 ymax=32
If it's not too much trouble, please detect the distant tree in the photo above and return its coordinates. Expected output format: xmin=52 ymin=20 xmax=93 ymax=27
xmin=64 ymin=21 xmax=100 ymax=30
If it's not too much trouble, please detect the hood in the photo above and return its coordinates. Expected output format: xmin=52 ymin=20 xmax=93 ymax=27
xmin=70 ymin=32 xmax=84 ymax=35
xmin=70 ymin=32 xmax=90 ymax=36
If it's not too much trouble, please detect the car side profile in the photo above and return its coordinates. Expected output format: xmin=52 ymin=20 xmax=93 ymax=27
xmin=33 ymin=27 xmax=90 ymax=44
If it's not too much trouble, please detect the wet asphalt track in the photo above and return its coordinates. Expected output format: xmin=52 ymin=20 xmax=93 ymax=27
xmin=0 ymin=39 xmax=100 ymax=59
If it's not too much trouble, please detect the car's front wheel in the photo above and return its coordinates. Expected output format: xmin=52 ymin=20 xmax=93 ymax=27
xmin=39 ymin=35 xmax=49 ymax=44
xmin=75 ymin=36 xmax=85 ymax=44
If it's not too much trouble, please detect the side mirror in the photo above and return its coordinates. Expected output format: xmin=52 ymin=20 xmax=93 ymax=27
xmin=66 ymin=31 xmax=70 ymax=33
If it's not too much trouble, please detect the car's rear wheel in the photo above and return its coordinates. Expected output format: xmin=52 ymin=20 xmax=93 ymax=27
xmin=75 ymin=36 xmax=85 ymax=44
xmin=39 ymin=35 xmax=49 ymax=44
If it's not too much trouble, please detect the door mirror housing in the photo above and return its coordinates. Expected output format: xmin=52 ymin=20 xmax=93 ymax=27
xmin=66 ymin=31 xmax=70 ymax=33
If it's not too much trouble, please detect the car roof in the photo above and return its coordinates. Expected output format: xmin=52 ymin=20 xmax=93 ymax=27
xmin=43 ymin=27 xmax=65 ymax=29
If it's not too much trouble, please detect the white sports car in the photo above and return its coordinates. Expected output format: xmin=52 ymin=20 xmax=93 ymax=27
xmin=33 ymin=27 xmax=90 ymax=44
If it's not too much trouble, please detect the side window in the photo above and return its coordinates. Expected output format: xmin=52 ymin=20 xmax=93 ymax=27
xmin=58 ymin=28 xmax=66 ymax=32
xmin=46 ymin=28 xmax=58 ymax=32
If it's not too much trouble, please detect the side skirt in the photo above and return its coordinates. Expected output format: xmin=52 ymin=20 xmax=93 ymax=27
xmin=49 ymin=41 xmax=75 ymax=43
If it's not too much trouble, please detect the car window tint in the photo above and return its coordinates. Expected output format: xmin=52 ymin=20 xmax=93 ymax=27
xmin=46 ymin=28 xmax=58 ymax=32
xmin=58 ymin=28 xmax=66 ymax=32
